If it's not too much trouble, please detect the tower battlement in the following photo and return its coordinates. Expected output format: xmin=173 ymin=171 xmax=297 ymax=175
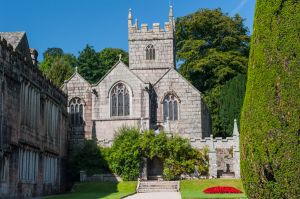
xmin=128 ymin=7 xmax=176 ymax=70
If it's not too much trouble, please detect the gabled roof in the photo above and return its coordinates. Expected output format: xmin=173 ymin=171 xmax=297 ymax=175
xmin=153 ymin=67 xmax=204 ymax=96
xmin=63 ymin=69 xmax=92 ymax=86
xmin=92 ymin=60 xmax=145 ymax=87
xmin=0 ymin=32 xmax=31 ymax=58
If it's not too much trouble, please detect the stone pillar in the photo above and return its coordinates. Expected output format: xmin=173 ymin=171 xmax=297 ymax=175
xmin=208 ymin=134 xmax=217 ymax=178
xmin=232 ymin=119 xmax=241 ymax=178
xmin=140 ymin=157 xmax=148 ymax=181
xmin=208 ymin=150 xmax=217 ymax=178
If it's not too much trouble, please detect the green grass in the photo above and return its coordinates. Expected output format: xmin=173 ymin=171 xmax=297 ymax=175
xmin=180 ymin=179 xmax=247 ymax=199
xmin=44 ymin=181 xmax=137 ymax=199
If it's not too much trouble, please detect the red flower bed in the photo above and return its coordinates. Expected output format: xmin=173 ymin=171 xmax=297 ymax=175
xmin=203 ymin=186 xmax=242 ymax=194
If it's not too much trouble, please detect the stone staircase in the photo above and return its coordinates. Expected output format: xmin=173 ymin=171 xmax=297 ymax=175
xmin=137 ymin=180 xmax=180 ymax=193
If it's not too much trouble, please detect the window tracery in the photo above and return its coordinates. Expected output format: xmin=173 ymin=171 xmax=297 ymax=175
xmin=111 ymin=83 xmax=130 ymax=116
xmin=163 ymin=94 xmax=179 ymax=121
xmin=146 ymin=44 xmax=155 ymax=60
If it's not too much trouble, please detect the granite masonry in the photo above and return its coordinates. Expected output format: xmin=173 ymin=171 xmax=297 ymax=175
xmin=0 ymin=6 xmax=241 ymax=198
xmin=63 ymin=7 xmax=240 ymax=179
xmin=63 ymin=7 xmax=212 ymax=146
xmin=0 ymin=32 xmax=68 ymax=198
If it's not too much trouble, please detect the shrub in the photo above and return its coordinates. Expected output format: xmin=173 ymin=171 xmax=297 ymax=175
xmin=102 ymin=127 xmax=209 ymax=181
xmin=108 ymin=127 xmax=142 ymax=181
xmin=68 ymin=140 xmax=109 ymax=180
xmin=164 ymin=136 xmax=209 ymax=180
xmin=240 ymin=0 xmax=300 ymax=198
xmin=139 ymin=130 xmax=168 ymax=159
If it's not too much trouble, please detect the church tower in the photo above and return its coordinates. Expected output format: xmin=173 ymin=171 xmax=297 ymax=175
xmin=128 ymin=6 xmax=175 ymax=72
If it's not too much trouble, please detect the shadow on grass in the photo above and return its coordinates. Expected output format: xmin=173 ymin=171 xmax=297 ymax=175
xmin=44 ymin=181 xmax=137 ymax=199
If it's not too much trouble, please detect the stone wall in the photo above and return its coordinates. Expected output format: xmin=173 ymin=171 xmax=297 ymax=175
xmin=154 ymin=69 xmax=211 ymax=138
xmin=128 ymin=9 xmax=175 ymax=70
xmin=92 ymin=62 xmax=150 ymax=142
xmin=190 ymin=119 xmax=240 ymax=178
xmin=0 ymin=33 xmax=68 ymax=198
xmin=62 ymin=72 xmax=93 ymax=146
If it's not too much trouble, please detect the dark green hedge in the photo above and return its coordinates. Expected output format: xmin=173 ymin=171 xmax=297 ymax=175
xmin=240 ymin=0 xmax=300 ymax=198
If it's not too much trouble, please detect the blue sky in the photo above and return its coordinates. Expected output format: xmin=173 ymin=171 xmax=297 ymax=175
xmin=0 ymin=0 xmax=256 ymax=60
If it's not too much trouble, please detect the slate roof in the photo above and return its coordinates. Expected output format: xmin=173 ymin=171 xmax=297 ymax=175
xmin=0 ymin=32 xmax=31 ymax=59
xmin=0 ymin=32 xmax=25 ymax=49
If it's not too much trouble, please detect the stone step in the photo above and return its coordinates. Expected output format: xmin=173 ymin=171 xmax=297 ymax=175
xmin=140 ymin=185 xmax=177 ymax=189
xmin=139 ymin=181 xmax=178 ymax=185
xmin=137 ymin=181 xmax=179 ymax=193
xmin=138 ymin=189 xmax=177 ymax=193
xmin=220 ymin=173 xmax=235 ymax=178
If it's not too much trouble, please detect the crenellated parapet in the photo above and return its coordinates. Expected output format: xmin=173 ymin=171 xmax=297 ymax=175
xmin=190 ymin=136 xmax=237 ymax=151
xmin=128 ymin=6 xmax=176 ymax=70
xmin=190 ymin=120 xmax=240 ymax=179
xmin=128 ymin=7 xmax=174 ymax=41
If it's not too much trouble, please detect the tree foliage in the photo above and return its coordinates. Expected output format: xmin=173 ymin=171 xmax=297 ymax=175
xmin=218 ymin=74 xmax=246 ymax=137
xmin=40 ymin=46 xmax=129 ymax=85
xmin=68 ymin=140 xmax=110 ymax=181
xmin=77 ymin=45 xmax=101 ymax=84
xmin=76 ymin=46 xmax=129 ymax=84
xmin=43 ymin=47 xmax=64 ymax=58
xmin=240 ymin=1 xmax=300 ymax=198
xmin=108 ymin=127 xmax=208 ymax=181
xmin=107 ymin=127 xmax=142 ymax=181
xmin=98 ymin=48 xmax=129 ymax=78
xmin=176 ymin=9 xmax=250 ymax=136
xmin=39 ymin=48 xmax=75 ymax=86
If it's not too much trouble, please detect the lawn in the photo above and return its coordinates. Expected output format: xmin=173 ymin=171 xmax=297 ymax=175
xmin=180 ymin=179 xmax=247 ymax=199
xmin=44 ymin=181 xmax=137 ymax=199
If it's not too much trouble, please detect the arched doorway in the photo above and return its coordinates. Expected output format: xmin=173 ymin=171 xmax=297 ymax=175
xmin=147 ymin=156 xmax=163 ymax=180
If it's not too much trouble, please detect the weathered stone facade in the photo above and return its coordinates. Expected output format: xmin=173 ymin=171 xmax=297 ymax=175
xmin=0 ymin=32 xmax=68 ymax=198
xmin=63 ymin=7 xmax=212 ymax=147
xmin=191 ymin=119 xmax=240 ymax=178
xmin=63 ymin=7 xmax=240 ymax=179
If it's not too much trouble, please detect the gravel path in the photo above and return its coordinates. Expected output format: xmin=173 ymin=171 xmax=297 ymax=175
xmin=124 ymin=192 xmax=182 ymax=199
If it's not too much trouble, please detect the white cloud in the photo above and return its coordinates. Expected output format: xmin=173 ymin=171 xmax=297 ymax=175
xmin=231 ymin=0 xmax=248 ymax=15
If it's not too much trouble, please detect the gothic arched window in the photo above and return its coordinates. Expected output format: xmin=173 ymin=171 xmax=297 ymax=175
xmin=146 ymin=44 xmax=155 ymax=60
xmin=111 ymin=83 xmax=130 ymax=117
xmin=69 ymin=97 xmax=84 ymax=126
xmin=163 ymin=94 xmax=179 ymax=121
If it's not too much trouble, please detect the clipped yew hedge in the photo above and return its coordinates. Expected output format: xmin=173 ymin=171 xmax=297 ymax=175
xmin=240 ymin=0 xmax=300 ymax=198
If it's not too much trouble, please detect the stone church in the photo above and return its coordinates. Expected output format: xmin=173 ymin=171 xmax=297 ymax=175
xmin=63 ymin=6 xmax=212 ymax=146
xmin=0 ymin=5 xmax=240 ymax=198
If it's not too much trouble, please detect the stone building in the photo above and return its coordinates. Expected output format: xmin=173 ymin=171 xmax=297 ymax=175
xmin=63 ymin=6 xmax=240 ymax=179
xmin=0 ymin=32 xmax=68 ymax=198
xmin=63 ymin=6 xmax=212 ymax=148
xmin=63 ymin=7 xmax=216 ymax=179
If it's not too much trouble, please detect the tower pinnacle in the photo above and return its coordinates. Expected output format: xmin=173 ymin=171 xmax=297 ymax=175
xmin=128 ymin=8 xmax=132 ymax=27
xmin=169 ymin=1 xmax=173 ymax=17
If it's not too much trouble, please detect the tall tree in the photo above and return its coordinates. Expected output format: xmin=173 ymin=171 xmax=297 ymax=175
xmin=39 ymin=48 xmax=75 ymax=87
xmin=176 ymin=9 xmax=250 ymax=136
xmin=240 ymin=0 xmax=300 ymax=198
xmin=45 ymin=56 xmax=75 ymax=86
xmin=77 ymin=45 xmax=101 ymax=84
xmin=43 ymin=47 xmax=64 ymax=58
xmin=98 ymin=48 xmax=129 ymax=79
xmin=218 ymin=74 xmax=246 ymax=137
